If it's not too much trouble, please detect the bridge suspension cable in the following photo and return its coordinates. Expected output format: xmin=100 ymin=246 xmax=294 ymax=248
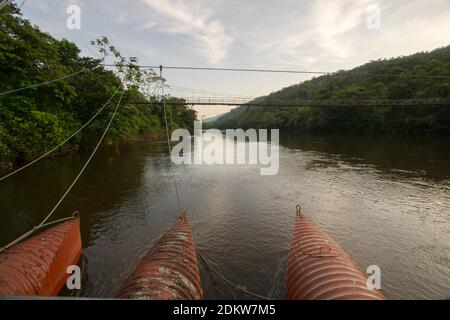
xmin=104 ymin=64 xmax=450 ymax=79
xmin=166 ymin=85 xmax=254 ymax=99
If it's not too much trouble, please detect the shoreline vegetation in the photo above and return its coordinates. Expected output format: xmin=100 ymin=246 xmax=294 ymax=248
xmin=209 ymin=47 xmax=450 ymax=134
xmin=0 ymin=5 xmax=196 ymax=170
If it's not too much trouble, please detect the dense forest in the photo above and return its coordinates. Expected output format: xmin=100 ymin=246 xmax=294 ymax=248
xmin=211 ymin=46 xmax=450 ymax=134
xmin=0 ymin=4 xmax=196 ymax=169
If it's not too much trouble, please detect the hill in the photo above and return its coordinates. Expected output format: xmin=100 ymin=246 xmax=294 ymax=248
xmin=211 ymin=46 xmax=450 ymax=134
xmin=203 ymin=112 xmax=228 ymax=123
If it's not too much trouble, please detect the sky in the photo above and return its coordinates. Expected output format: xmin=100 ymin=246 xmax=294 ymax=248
xmin=18 ymin=0 xmax=450 ymax=118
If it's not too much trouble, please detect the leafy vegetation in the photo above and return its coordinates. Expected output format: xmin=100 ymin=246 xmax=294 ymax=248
xmin=211 ymin=46 xmax=450 ymax=134
xmin=0 ymin=5 xmax=196 ymax=169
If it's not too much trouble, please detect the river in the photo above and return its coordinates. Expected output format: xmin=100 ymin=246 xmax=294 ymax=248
xmin=0 ymin=132 xmax=449 ymax=299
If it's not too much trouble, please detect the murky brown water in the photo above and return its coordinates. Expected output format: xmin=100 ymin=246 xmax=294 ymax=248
xmin=0 ymin=132 xmax=449 ymax=299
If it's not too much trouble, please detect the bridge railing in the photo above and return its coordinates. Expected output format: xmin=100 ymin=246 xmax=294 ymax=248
xmin=132 ymin=97 xmax=450 ymax=107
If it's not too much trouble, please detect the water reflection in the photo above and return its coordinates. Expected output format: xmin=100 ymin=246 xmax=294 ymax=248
xmin=281 ymin=132 xmax=450 ymax=181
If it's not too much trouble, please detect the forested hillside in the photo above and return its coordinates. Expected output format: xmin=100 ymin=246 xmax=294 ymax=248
xmin=212 ymin=46 xmax=450 ymax=134
xmin=0 ymin=5 xmax=196 ymax=169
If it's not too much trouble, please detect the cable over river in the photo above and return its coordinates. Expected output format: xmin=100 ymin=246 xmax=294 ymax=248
xmin=0 ymin=132 xmax=449 ymax=299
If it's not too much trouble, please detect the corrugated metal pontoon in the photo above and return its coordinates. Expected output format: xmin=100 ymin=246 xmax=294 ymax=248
xmin=286 ymin=206 xmax=384 ymax=300
xmin=0 ymin=218 xmax=82 ymax=296
xmin=116 ymin=213 xmax=203 ymax=300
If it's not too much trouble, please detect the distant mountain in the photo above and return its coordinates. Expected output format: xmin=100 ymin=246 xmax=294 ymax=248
xmin=203 ymin=108 xmax=246 ymax=125
xmin=202 ymin=112 xmax=228 ymax=123
xmin=210 ymin=45 xmax=450 ymax=134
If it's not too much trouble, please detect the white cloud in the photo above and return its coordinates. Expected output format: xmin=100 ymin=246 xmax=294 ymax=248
xmin=140 ymin=0 xmax=233 ymax=64
xmin=259 ymin=0 xmax=376 ymax=61
xmin=305 ymin=0 xmax=376 ymax=58
xmin=242 ymin=0 xmax=450 ymax=70
xmin=19 ymin=0 xmax=450 ymax=109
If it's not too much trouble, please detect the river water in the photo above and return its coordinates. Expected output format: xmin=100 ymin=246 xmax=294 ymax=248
xmin=0 ymin=132 xmax=449 ymax=299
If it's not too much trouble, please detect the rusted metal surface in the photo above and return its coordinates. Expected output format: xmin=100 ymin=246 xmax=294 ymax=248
xmin=115 ymin=214 xmax=203 ymax=300
xmin=286 ymin=211 xmax=384 ymax=300
xmin=0 ymin=218 xmax=82 ymax=296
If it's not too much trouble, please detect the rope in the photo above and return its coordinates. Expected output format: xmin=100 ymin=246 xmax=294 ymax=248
xmin=37 ymin=214 xmax=79 ymax=230
xmin=0 ymin=88 xmax=120 ymax=182
xmin=158 ymin=71 xmax=268 ymax=299
xmin=0 ymin=216 xmax=78 ymax=254
xmin=0 ymin=90 xmax=125 ymax=253
xmin=160 ymin=66 xmax=183 ymax=214
xmin=197 ymin=249 xmax=273 ymax=300
xmin=0 ymin=68 xmax=87 ymax=96
xmin=158 ymin=70 xmax=265 ymax=299
xmin=267 ymin=255 xmax=287 ymax=299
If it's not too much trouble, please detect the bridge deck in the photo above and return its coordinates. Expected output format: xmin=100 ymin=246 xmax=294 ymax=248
xmin=134 ymin=98 xmax=450 ymax=107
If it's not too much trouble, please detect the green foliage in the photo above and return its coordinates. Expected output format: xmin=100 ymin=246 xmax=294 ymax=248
xmin=212 ymin=46 xmax=450 ymax=134
xmin=0 ymin=124 xmax=10 ymax=161
xmin=0 ymin=11 xmax=196 ymax=167
xmin=8 ymin=110 xmax=65 ymax=161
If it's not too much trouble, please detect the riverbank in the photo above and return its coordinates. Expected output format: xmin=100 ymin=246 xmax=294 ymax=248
xmin=212 ymin=105 xmax=450 ymax=134
xmin=0 ymin=131 xmax=167 ymax=173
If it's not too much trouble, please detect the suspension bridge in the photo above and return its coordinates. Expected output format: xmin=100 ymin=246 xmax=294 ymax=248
xmin=135 ymin=96 xmax=450 ymax=107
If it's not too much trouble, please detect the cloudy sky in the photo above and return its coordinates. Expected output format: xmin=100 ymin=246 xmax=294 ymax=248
xmin=19 ymin=0 xmax=450 ymax=118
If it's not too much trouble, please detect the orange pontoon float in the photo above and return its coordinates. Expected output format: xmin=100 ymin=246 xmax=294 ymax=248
xmin=116 ymin=213 xmax=203 ymax=300
xmin=286 ymin=206 xmax=384 ymax=300
xmin=0 ymin=217 xmax=82 ymax=296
